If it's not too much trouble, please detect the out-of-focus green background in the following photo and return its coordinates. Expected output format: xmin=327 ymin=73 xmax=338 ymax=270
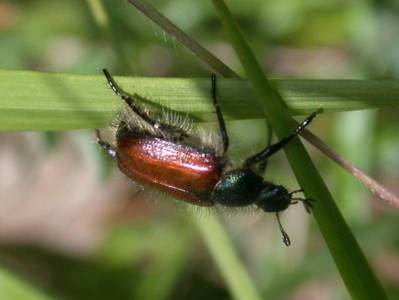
xmin=0 ymin=0 xmax=398 ymax=299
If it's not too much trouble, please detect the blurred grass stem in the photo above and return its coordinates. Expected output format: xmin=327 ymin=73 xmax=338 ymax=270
xmin=193 ymin=212 xmax=262 ymax=300
xmin=210 ymin=0 xmax=388 ymax=299
xmin=86 ymin=0 xmax=134 ymax=73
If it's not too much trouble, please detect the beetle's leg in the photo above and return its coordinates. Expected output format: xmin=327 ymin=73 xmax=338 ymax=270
xmin=258 ymin=121 xmax=273 ymax=174
xmin=103 ymin=69 xmax=187 ymax=139
xmin=289 ymin=188 xmax=304 ymax=195
xmin=243 ymin=109 xmax=321 ymax=168
xmin=103 ymin=69 xmax=156 ymax=125
xmin=291 ymin=197 xmax=315 ymax=214
xmin=95 ymin=129 xmax=117 ymax=159
xmin=211 ymin=74 xmax=229 ymax=153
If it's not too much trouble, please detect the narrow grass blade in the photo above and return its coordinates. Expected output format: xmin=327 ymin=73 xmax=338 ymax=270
xmin=211 ymin=0 xmax=388 ymax=299
xmin=193 ymin=212 xmax=262 ymax=300
xmin=86 ymin=0 xmax=134 ymax=73
xmin=1 ymin=69 xmax=398 ymax=131
xmin=0 ymin=265 xmax=54 ymax=300
xmin=86 ymin=0 xmax=109 ymax=28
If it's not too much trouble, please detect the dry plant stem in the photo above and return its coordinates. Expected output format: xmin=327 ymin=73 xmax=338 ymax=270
xmin=125 ymin=0 xmax=399 ymax=208
xmin=127 ymin=0 xmax=239 ymax=78
xmin=301 ymin=129 xmax=399 ymax=208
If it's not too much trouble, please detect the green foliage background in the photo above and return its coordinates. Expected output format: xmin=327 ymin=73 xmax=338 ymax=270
xmin=0 ymin=0 xmax=398 ymax=299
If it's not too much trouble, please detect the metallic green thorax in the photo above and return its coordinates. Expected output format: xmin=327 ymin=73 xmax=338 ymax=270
xmin=212 ymin=169 xmax=263 ymax=206
xmin=212 ymin=168 xmax=291 ymax=212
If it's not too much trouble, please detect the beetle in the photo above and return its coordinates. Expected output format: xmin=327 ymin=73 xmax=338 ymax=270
xmin=97 ymin=69 xmax=320 ymax=246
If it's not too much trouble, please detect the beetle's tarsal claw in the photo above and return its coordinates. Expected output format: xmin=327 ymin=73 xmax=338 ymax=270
xmin=291 ymin=197 xmax=315 ymax=214
xmin=303 ymin=199 xmax=314 ymax=214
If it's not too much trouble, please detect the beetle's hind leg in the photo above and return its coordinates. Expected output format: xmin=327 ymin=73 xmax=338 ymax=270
xmin=103 ymin=69 xmax=160 ymax=128
xmin=103 ymin=69 xmax=188 ymax=140
xmin=211 ymin=74 xmax=229 ymax=153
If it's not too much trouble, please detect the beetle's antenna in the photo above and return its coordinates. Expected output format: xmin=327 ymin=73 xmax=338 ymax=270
xmin=276 ymin=213 xmax=291 ymax=246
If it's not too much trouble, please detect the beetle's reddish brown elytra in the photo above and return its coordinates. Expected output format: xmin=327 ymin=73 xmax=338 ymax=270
xmin=97 ymin=69 xmax=320 ymax=246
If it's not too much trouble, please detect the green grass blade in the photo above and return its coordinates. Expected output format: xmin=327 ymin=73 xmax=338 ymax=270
xmin=211 ymin=1 xmax=388 ymax=299
xmin=1 ymin=69 xmax=398 ymax=131
xmin=193 ymin=212 xmax=262 ymax=300
xmin=0 ymin=265 xmax=54 ymax=300
xmin=85 ymin=0 xmax=134 ymax=73
xmin=86 ymin=0 xmax=109 ymax=29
